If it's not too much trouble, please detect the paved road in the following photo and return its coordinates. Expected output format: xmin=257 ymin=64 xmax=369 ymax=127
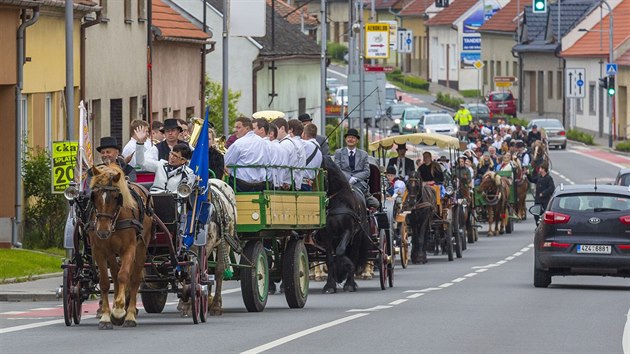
xmin=1 ymin=144 xmax=628 ymax=353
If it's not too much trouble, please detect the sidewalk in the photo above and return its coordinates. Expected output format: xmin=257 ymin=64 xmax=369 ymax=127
xmin=0 ymin=274 xmax=61 ymax=302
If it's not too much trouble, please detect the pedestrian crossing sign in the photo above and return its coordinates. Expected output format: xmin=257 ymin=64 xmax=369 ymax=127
xmin=606 ymin=63 xmax=617 ymax=76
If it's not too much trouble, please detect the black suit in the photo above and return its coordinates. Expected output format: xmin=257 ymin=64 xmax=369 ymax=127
xmin=387 ymin=156 xmax=415 ymax=178
xmin=156 ymin=140 xmax=189 ymax=161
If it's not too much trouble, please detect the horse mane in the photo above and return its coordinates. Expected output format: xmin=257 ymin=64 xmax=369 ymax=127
xmin=321 ymin=156 xmax=353 ymax=197
xmin=90 ymin=164 xmax=138 ymax=210
xmin=479 ymin=171 xmax=497 ymax=191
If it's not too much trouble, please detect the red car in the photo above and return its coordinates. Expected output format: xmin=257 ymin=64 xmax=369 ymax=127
xmin=484 ymin=91 xmax=517 ymax=117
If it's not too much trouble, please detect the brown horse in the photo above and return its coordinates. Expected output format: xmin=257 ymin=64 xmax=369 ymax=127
xmin=478 ymin=171 xmax=510 ymax=236
xmin=511 ymin=157 xmax=529 ymax=220
xmin=89 ymin=164 xmax=153 ymax=329
xmin=404 ymin=172 xmax=437 ymax=264
xmin=531 ymin=140 xmax=550 ymax=175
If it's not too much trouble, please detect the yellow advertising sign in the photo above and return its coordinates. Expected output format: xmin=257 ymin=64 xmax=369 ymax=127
xmin=51 ymin=141 xmax=79 ymax=194
xmin=365 ymin=23 xmax=390 ymax=59
xmin=495 ymin=82 xmax=512 ymax=87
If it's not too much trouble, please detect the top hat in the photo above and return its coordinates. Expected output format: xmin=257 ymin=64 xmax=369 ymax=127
xmin=385 ymin=166 xmax=397 ymax=175
xmin=396 ymin=143 xmax=407 ymax=151
xmin=163 ymin=118 xmax=183 ymax=132
xmin=96 ymin=136 xmax=121 ymax=152
xmin=344 ymin=128 xmax=360 ymax=139
xmin=298 ymin=113 xmax=312 ymax=122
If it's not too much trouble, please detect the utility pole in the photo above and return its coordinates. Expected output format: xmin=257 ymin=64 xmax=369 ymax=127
xmin=320 ymin=0 xmax=327 ymax=130
xmin=359 ymin=0 xmax=365 ymax=142
xmin=222 ymin=0 xmax=229 ymax=137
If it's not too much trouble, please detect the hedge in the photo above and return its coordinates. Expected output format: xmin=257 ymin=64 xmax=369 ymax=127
xmin=616 ymin=140 xmax=630 ymax=152
xmin=435 ymin=92 xmax=464 ymax=110
xmin=567 ymin=129 xmax=595 ymax=145
xmin=386 ymin=70 xmax=430 ymax=90
xmin=328 ymin=42 xmax=347 ymax=61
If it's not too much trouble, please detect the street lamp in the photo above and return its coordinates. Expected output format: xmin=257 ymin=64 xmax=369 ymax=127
xmin=578 ymin=0 xmax=614 ymax=148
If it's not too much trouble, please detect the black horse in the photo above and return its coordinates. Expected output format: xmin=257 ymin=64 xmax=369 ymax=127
xmin=317 ymin=156 xmax=370 ymax=293
xmin=404 ymin=172 xmax=437 ymax=264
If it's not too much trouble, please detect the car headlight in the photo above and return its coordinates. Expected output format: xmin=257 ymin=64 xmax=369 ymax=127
xmin=177 ymin=183 xmax=193 ymax=198
xmin=394 ymin=118 xmax=401 ymax=124
xmin=405 ymin=123 xmax=412 ymax=129
xmin=64 ymin=183 xmax=79 ymax=201
xmin=445 ymin=186 xmax=454 ymax=195
xmin=454 ymin=126 xmax=459 ymax=132
xmin=425 ymin=128 xmax=432 ymax=133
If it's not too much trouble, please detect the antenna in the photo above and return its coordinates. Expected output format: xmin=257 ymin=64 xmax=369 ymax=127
xmin=594 ymin=178 xmax=597 ymax=191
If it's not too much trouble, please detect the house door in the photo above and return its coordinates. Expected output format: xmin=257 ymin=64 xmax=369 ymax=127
xmin=431 ymin=37 xmax=439 ymax=82
xmin=110 ymin=99 xmax=122 ymax=146
xmin=618 ymin=86 xmax=628 ymax=139
xmin=528 ymin=71 xmax=536 ymax=113
xmin=537 ymin=71 xmax=544 ymax=115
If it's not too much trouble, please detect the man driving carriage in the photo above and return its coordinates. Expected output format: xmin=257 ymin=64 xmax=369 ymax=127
xmin=417 ymin=151 xmax=444 ymax=184
xmin=387 ymin=143 xmax=415 ymax=179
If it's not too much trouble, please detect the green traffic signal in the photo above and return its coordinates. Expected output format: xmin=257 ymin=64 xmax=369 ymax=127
xmin=607 ymin=77 xmax=616 ymax=96
xmin=533 ymin=0 xmax=547 ymax=13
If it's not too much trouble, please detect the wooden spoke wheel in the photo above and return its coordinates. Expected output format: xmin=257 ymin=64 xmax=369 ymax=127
xmin=400 ymin=222 xmax=410 ymax=269
xmin=240 ymin=241 xmax=269 ymax=312
xmin=62 ymin=266 xmax=73 ymax=326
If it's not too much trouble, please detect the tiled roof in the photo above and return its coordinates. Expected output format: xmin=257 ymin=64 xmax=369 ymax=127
xmin=206 ymin=0 xmax=319 ymax=57
xmin=426 ymin=0 xmax=479 ymax=26
xmin=478 ymin=0 xmax=519 ymax=33
xmin=398 ymin=0 xmax=432 ymax=16
xmin=513 ymin=0 xmax=597 ymax=53
xmin=153 ymin=0 xmax=209 ymax=41
xmin=365 ymin=0 xmax=404 ymax=10
xmin=561 ymin=0 xmax=630 ymax=58
xmin=270 ymin=0 xmax=319 ymax=27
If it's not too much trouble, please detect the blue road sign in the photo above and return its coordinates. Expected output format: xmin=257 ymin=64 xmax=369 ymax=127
xmin=577 ymin=79 xmax=584 ymax=87
xmin=606 ymin=63 xmax=617 ymax=76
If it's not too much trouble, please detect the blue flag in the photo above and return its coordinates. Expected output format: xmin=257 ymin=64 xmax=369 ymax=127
xmin=184 ymin=109 xmax=210 ymax=245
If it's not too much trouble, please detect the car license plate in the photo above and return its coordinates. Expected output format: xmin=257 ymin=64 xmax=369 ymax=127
xmin=498 ymin=104 xmax=507 ymax=108
xmin=577 ymin=244 xmax=611 ymax=254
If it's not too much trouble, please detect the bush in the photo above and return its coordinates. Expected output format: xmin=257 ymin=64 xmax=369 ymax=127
xmin=567 ymin=129 xmax=595 ymax=145
xmin=435 ymin=92 xmax=464 ymax=110
xmin=508 ymin=117 xmax=529 ymax=127
xmin=328 ymin=42 xmax=347 ymax=61
xmin=22 ymin=147 xmax=68 ymax=249
xmin=386 ymin=71 xmax=429 ymax=90
xmin=460 ymin=89 xmax=481 ymax=98
xmin=615 ymin=140 xmax=630 ymax=152
xmin=325 ymin=124 xmax=346 ymax=152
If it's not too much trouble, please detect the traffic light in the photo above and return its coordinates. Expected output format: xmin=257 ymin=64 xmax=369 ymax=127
xmin=532 ymin=0 xmax=547 ymax=13
xmin=599 ymin=77 xmax=609 ymax=90
xmin=607 ymin=76 xmax=615 ymax=96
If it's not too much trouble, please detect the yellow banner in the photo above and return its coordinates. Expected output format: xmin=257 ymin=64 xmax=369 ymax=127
xmin=52 ymin=141 xmax=79 ymax=194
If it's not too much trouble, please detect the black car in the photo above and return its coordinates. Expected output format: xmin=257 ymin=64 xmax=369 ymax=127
xmin=530 ymin=184 xmax=630 ymax=288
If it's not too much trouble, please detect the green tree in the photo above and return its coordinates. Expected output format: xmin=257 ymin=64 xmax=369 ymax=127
xmin=205 ymin=78 xmax=242 ymax=135
xmin=22 ymin=147 xmax=67 ymax=248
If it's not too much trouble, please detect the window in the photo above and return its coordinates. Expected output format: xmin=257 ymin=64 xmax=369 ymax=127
xmin=342 ymin=22 xmax=349 ymax=42
xmin=162 ymin=108 xmax=168 ymax=120
xmin=450 ymin=44 xmax=456 ymax=70
xmin=577 ymin=98 xmax=583 ymax=114
xmin=92 ymin=99 xmax=102 ymax=139
xmin=513 ymin=62 xmax=517 ymax=77
xmin=490 ymin=60 xmax=495 ymax=85
xmin=173 ymin=109 xmax=180 ymax=119
xmin=440 ymin=44 xmax=446 ymax=69
xmin=497 ymin=61 xmax=502 ymax=76
xmin=186 ymin=107 xmax=195 ymax=118
xmin=557 ymin=71 xmax=562 ymax=98
xmin=124 ymin=0 xmax=132 ymax=23
xmin=334 ymin=22 xmax=340 ymax=42
xmin=45 ymin=94 xmax=52 ymax=151
xmin=299 ymin=98 xmax=306 ymax=115
xmin=547 ymin=71 xmax=553 ymax=99
xmin=110 ymin=99 xmax=123 ymax=145
xmin=413 ymin=37 xmax=418 ymax=59
xmin=19 ymin=95 xmax=28 ymax=146
xmin=138 ymin=0 xmax=146 ymax=22
xmin=129 ymin=96 xmax=137 ymax=122
xmin=483 ymin=61 xmax=488 ymax=85
xmin=588 ymin=83 xmax=596 ymax=116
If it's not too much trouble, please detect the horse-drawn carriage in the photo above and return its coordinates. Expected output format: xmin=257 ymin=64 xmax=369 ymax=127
xmin=368 ymin=133 xmax=466 ymax=265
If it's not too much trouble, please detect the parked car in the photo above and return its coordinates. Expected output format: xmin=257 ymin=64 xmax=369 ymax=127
xmin=393 ymin=106 xmax=431 ymax=134
xmin=333 ymin=85 xmax=348 ymax=106
xmin=463 ymin=103 xmax=494 ymax=124
xmin=527 ymin=118 xmax=567 ymax=149
xmin=530 ymin=184 xmax=630 ymax=288
xmin=484 ymin=91 xmax=517 ymax=117
xmin=418 ymin=112 xmax=459 ymax=137
xmin=615 ymin=168 xmax=630 ymax=186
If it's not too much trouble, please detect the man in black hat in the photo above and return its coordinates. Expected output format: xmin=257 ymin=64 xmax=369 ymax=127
xmin=298 ymin=113 xmax=329 ymax=156
xmin=94 ymin=136 xmax=137 ymax=182
xmin=387 ymin=143 xmax=415 ymax=179
xmin=334 ymin=128 xmax=371 ymax=196
xmin=155 ymin=118 xmax=189 ymax=161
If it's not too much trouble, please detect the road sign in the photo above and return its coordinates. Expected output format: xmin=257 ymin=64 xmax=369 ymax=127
xmin=51 ymin=141 xmax=78 ymax=194
xmin=494 ymin=76 xmax=517 ymax=83
xmin=397 ymin=29 xmax=413 ymax=53
xmin=565 ymin=68 xmax=586 ymax=98
xmin=365 ymin=23 xmax=390 ymax=59
xmin=364 ymin=64 xmax=394 ymax=72
xmin=473 ymin=60 xmax=484 ymax=70
xmin=379 ymin=20 xmax=397 ymax=51
xmin=606 ymin=63 xmax=617 ymax=76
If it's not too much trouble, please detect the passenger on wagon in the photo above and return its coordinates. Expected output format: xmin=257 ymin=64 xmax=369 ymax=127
xmin=301 ymin=123 xmax=323 ymax=191
xmin=385 ymin=166 xmax=406 ymax=197
xmin=135 ymin=139 xmax=196 ymax=194
xmin=387 ymin=143 xmax=415 ymax=180
xmin=224 ymin=117 xmax=270 ymax=192
xmin=417 ymin=151 xmax=444 ymax=184
xmin=93 ymin=136 xmax=137 ymax=182
xmin=154 ymin=118 xmax=190 ymax=161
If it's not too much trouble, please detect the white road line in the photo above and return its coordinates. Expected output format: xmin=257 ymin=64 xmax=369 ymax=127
xmin=472 ymin=264 xmax=499 ymax=269
xmin=327 ymin=68 xmax=348 ymax=79
xmin=505 ymin=256 xmax=515 ymax=260
xmin=404 ymin=287 xmax=443 ymax=293
xmin=476 ymin=268 xmax=489 ymax=273
xmin=222 ymin=288 xmax=241 ymax=294
xmin=623 ymin=307 xmax=629 ymax=354
xmin=439 ymin=283 xmax=453 ymax=288
xmin=406 ymin=293 xmax=425 ymax=299
xmin=389 ymin=299 xmax=408 ymax=305
xmin=551 ymin=170 xmax=575 ymax=185
xmin=29 ymin=308 xmax=56 ymax=311
xmin=240 ymin=313 xmax=369 ymax=354
xmin=0 ymin=315 xmax=97 ymax=334
xmin=0 ymin=311 xmax=27 ymax=315
xmin=347 ymin=305 xmax=392 ymax=312
xmin=520 ymin=247 xmax=530 ymax=252
xmin=497 ymin=260 xmax=507 ymax=265
xmin=513 ymin=252 xmax=523 ymax=256
xmin=452 ymin=277 xmax=466 ymax=283
xmin=464 ymin=272 xmax=478 ymax=278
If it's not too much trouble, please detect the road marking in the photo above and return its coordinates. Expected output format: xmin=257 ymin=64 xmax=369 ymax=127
xmin=327 ymin=68 xmax=347 ymax=79
xmin=389 ymin=299 xmax=408 ymax=305
xmin=0 ymin=315 xmax=97 ymax=334
xmin=347 ymin=305 xmax=392 ymax=312
xmin=464 ymin=273 xmax=478 ymax=278
xmin=404 ymin=287 xmax=442 ymax=293
xmin=472 ymin=264 xmax=499 ymax=269
xmin=513 ymin=252 xmax=523 ymax=256
xmin=452 ymin=277 xmax=466 ymax=283
xmin=496 ymin=260 xmax=507 ymax=265
xmin=240 ymin=313 xmax=369 ymax=354
xmin=623 ymin=307 xmax=629 ymax=354
xmin=505 ymin=256 xmax=515 ymax=260
xmin=521 ymin=247 xmax=530 ymax=252
xmin=476 ymin=268 xmax=489 ymax=273
xmin=551 ymin=170 xmax=575 ymax=185
xmin=0 ymin=311 xmax=27 ymax=315
xmin=570 ymin=149 xmax=628 ymax=169
xmin=222 ymin=288 xmax=241 ymax=294
xmin=406 ymin=293 xmax=425 ymax=299
xmin=29 ymin=308 xmax=57 ymax=311
xmin=439 ymin=283 xmax=453 ymax=288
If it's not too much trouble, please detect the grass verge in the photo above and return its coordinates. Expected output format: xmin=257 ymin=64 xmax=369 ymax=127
xmin=0 ymin=248 xmax=64 ymax=282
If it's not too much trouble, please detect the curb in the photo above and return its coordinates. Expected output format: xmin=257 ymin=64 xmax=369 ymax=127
xmin=0 ymin=293 xmax=59 ymax=302
xmin=0 ymin=272 xmax=63 ymax=285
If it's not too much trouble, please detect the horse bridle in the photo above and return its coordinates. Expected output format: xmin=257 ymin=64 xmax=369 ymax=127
xmin=91 ymin=185 xmax=123 ymax=235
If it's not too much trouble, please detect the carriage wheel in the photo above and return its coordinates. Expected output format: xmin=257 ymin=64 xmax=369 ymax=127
xmin=198 ymin=246 xmax=209 ymax=323
xmin=378 ymin=230 xmax=387 ymax=290
xmin=140 ymin=267 xmax=168 ymax=314
xmin=444 ymin=224 xmax=454 ymax=261
xmin=62 ymin=266 xmax=73 ymax=326
xmin=451 ymin=208 xmax=463 ymax=259
xmin=454 ymin=229 xmax=463 ymax=259
xmin=189 ymin=262 xmax=202 ymax=324
xmin=282 ymin=239 xmax=309 ymax=309
xmin=72 ymin=276 xmax=82 ymax=325
xmin=400 ymin=222 xmax=409 ymax=269
xmin=459 ymin=206 xmax=467 ymax=251
xmin=506 ymin=217 xmax=514 ymax=234
xmin=386 ymin=230 xmax=394 ymax=288
xmin=240 ymin=241 xmax=269 ymax=312
xmin=466 ymin=214 xmax=475 ymax=244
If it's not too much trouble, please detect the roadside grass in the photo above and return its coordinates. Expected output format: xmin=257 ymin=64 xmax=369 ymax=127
xmin=389 ymin=80 xmax=430 ymax=95
xmin=0 ymin=248 xmax=64 ymax=283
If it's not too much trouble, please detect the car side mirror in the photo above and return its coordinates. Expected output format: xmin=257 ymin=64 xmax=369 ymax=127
xmin=398 ymin=95 xmax=402 ymax=101
xmin=528 ymin=204 xmax=543 ymax=216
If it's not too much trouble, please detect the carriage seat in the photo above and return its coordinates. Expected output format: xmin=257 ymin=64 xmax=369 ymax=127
xmin=151 ymin=193 xmax=179 ymax=236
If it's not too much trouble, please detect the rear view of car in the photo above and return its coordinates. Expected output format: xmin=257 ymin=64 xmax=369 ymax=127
xmin=532 ymin=185 xmax=630 ymax=288
xmin=527 ymin=118 xmax=567 ymax=149
xmin=485 ymin=91 xmax=517 ymax=117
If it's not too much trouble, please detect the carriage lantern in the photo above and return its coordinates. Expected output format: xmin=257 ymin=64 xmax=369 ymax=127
xmin=64 ymin=182 xmax=79 ymax=201
xmin=176 ymin=183 xmax=193 ymax=198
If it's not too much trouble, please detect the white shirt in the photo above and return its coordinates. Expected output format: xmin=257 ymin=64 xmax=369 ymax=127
xmin=291 ymin=136 xmax=306 ymax=190
xmin=303 ymin=138 xmax=322 ymax=180
xmin=122 ymin=138 xmax=158 ymax=167
xmin=224 ymin=131 xmax=269 ymax=183
xmin=278 ymin=136 xmax=299 ymax=188
xmin=391 ymin=179 xmax=406 ymax=197
xmin=265 ymin=138 xmax=286 ymax=187
xmin=135 ymin=144 xmax=195 ymax=194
